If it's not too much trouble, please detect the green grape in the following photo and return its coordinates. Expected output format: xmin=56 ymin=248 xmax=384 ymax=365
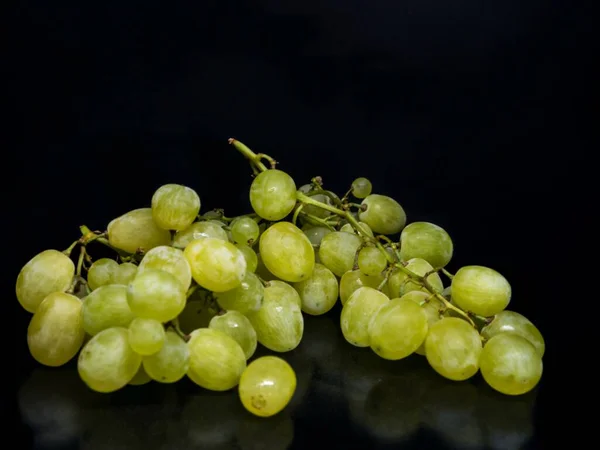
xmin=77 ymin=327 xmax=142 ymax=393
xmin=451 ymin=265 xmax=511 ymax=317
xmin=479 ymin=334 xmax=543 ymax=396
xmin=425 ymin=317 xmax=482 ymax=380
xmin=127 ymin=269 xmax=186 ymax=322
xmin=340 ymin=286 xmax=389 ymax=347
xmin=318 ymin=231 xmax=362 ymax=277
xmin=399 ymin=222 xmax=454 ymax=269
xmin=293 ymin=263 xmax=338 ymax=315
xmin=351 ymin=177 xmax=372 ymax=199
xmin=129 ymin=365 xmax=152 ymax=386
xmin=303 ymin=226 xmax=332 ymax=246
xmin=187 ymin=328 xmax=247 ymax=391
xmin=151 ymin=183 xmax=201 ymax=231
xmin=339 ymin=270 xmax=389 ymax=305
xmin=259 ymin=222 xmax=315 ymax=282
xmin=358 ymin=194 xmax=407 ymax=235
xmin=250 ymin=169 xmax=297 ymax=221
xmin=302 ymin=194 xmax=334 ymax=219
xmin=137 ymin=245 xmax=192 ymax=290
xmin=442 ymin=285 xmax=452 ymax=300
xmin=177 ymin=297 xmax=217 ymax=334
xmin=107 ymin=208 xmax=171 ymax=253
xmin=340 ymin=221 xmax=375 ymax=238
xmin=27 ymin=292 xmax=85 ymax=367
xmin=231 ymin=217 xmax=260 ymax=245
xmin=209 ymin=311 xmax=258 ymax=359
xmin=388 ymin=258 xmax=444 ymax=297
xmin=112 ymin=262 xmax=138 ymax=285
xmin=172 ymin=221 xmax=229 ymax=248
xmin=82 ymin=284 xmax=136 ymax=336
xmin=238 ymin=356 xmax=296 ymax=417
xmin=215 ymin=271 xmax=264 ymax=315
xmin=143 ymin=330 xmax=189 ymax=383
xmin=297 ymin=183 xmax=313 ymax=194
xmin=87 ymin=258 xmax=119 ymax=290
xmin=357 ymin=247 xmax=388 ymax=276
xmin=368 ymin=297 xmax=428 ymax=360
xmin=184 ymin=238 xmax=247 ymax=292
xmin=247 ymin=281 xmax=304 ymax=352
xmin=235 ymin=243 xmax=258 ymax=272
xmin=400 ymin=291 xmax=444 ymax=355
xmin=128 ymin=318 xmax=165 ymax=355
xmin=481 ymin=311 xmax=545 ymax=357
xmin=255 ymin=253 xmax=282 ymax=281
xmin=16 ymin=249 xmax=75 ymax=313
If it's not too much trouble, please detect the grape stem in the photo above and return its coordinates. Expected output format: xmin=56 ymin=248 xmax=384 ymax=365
xmin=292 ymin=204 xmax=304 ymax=226
xmin=186 ymin=285 xmax=199 ymax=299
xmin=170 ymin=318 xmax=190 ymax=342
xmin=76 ymin=246 xmax=87 ymax=277
xmin=299 ymin=211 xmax=336 ymax=231
xmin=228 ymin=138 xmax=270 ymax=172
xmin=442 ymin=268 xmax=454 ymax=279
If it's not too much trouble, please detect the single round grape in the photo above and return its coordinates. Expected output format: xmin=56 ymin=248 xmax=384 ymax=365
xmin=388 ymin=258 xmax=444 ymax=297
xmin=293 ymin=263 xmax=338 ymax=315
xmin=479 ymin=334 xmax=543 ymax=395
xmin=172 ymin=221 xmax=229 ymax=248
xmin=340 ymin=221 xmax=375 ymax=238
xmin=303 ymin=226 xmax=332 ymax=247
xmin=112 ymin=262 xmax=138 ymax=285
xmin=319 ymin=231 xmax=362 ymax=277
xmin=178 ymin=297 xmax=217 ymax=334
xmin=340 ymin=286 xmax=389 ymax=347
xmin=259 ymin=222 xmax=315 ymax=282
xmin=357 ymin=247 xmax=388 ymax=276
xmin=82 ymin=284 xmax=136 ymax=336
xmin=127 ymin=269 xmax=186 ymax=322
xmin=128 ymin=318 xmax=165 ymax=355
xmin=77 ymin=327 xmax=142 ymax=393
xmin=87 ymin=258 xmax=119 ymax=290
xmin=129 ymin=365 xmax=152 ymax=386
xmin=137 ymin=245 xmax=192 ymax=290
xmin=231 ymin=217 xmax=260 ymax=245
xmin=187 ymin=328 xmax=247 ymax=391
xmin=481 ymin=311 xmax=545 ymax=357
xmin=399 ymin=222 xmax=454 ymax=269
xmin=235 ymin=243 xmax=258 ymax=273
xmin=401 ymin=291 xmax=443 ymax=355
xmin=215 ymin=271 xmax=264 ymax=315
xmin=239 ymin=356 xmax=296 ymax=417
xmin=210 ymin=311 xmax=257 ymax=359
xmin=255 ymin=252 xmax=282 ymax=282
xmin=107 ymin=208 xmax=171 ymax=253
xmin=143 ymin=330 xmax=190 ymax=383
xmin=358 ymin=194 xmax=407 ymax=235
xmin=351 ymin=177 xmax=372 ymax=199
xmin=250 ymin=169 xmax=297 ymax=221
xmin=451 ymin=265 xmax=511 ymax=317
xmin=151 ymin=183 xmax=201 ymax=231
xmin=339 ymin=270 xmax=389 ymax=305
xmin=302 ymin=194 xmax=334 ymax=219
xmin=16 ymin=249 xmax=75 ymax=313
xmin=27 ymin=292 xmax=85 ymax=367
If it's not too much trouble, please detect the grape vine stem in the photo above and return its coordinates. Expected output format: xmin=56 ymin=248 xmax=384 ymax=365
xmin=229 ymin=138 xmax=269 ymax=172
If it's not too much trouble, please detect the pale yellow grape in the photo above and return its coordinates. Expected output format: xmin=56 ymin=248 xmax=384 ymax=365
xmin=340 ymin=221 xmax=374 ymax=238
xmin=127 ymin=269 xmax=186 ymax=322
xmin=107 ymin=208 xmax=171 ymax=253
xmin=293 ymin=263 xmax=338 ymax=315
xmin=358 ymin=194 xmax=407 ymax=235
xmin=143 ymin=331 xmax=190 ymax=383
xmin=172 ymin=221 xmax=229 ymax=248
xmin=351 ymin=177 xmax=372 ymax=199
xmin=339 ymin=270 xmax=389 ymax=305
xmin=77 ymin=327 xmax=141 ymax=393
xmin=137 ymin=245 xmax=192 ymax=290
xmin=82 ymin=284 xmax=136 ymax=336
xmin=340 ymin=287 xmax=389 ymax=347
xmin=27 ymin=292 xmax=85 ymax=367
xmin=209 ymin=311 xmax=257 ymax=359
xmin=129 ymin=365 xmax=152 ymax=386
xmin=235 ymin=243 xmax=258 ymax=272
xmin=303 ymin=226 xmax=332 ymax=246
xmin=250 ymin=169 xmax=297 ymax=221
xmin=178 ymin=298 xmax=217 ymax=334
xmin=215 ymin=271 xmax=264 ymax=315
xmin=128 ymin=318 xmax=165 ymax=355
xmin=231 ymin=217 xmax=261 ymax=245
xmin=388 ymin=258 xmax=443 ymax=297
xmin=112 ymin=262 xmax=138 ymax=285
xmin=400 ymin=291 xmax=443 ymax=355
xmin=184 ymin=238 xmax=247 ymax=292
xmin=255 ymin=252 xmax=282 ymax=282
xmin=399 ymin=222 xmax=454 ymax=269
xmin=318 ymin=231 xmax=362 ymax=277
xmin=259 ymin=221 xmax=315 ymax=282
xmin=357 ymin=247 xmax=388 ymax=276
xmin=451 ymin=265 xmax=511 ymax=317
xmin=187 ymin=328 xmax=246 ymax=391
xmin=425 ymin=317 xmax=482 ymax=380
xmin=151 ymin=183 xmax=201 ymax=231
xmin=479 ymin=334 xmax=543 ymax=396
xmin=16 ymin=249 xmax=75 ymax=313
xmin=265 ymin=280 xmax=301 ymax=308
xmin=87 ymin=258 xmax=119 ymax=290
xmin=239 ymin=356 xmax=296 ymax=417
xmin=481 ymin=311 xmax=545 ymax=357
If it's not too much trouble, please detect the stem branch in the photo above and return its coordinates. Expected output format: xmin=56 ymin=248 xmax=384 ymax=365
xmin=229 ymin=138 xmax=269 ymax=172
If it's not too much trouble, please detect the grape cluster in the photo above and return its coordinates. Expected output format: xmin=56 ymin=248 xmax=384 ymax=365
xmin=16 ymin=138 xmax=544 ymax=419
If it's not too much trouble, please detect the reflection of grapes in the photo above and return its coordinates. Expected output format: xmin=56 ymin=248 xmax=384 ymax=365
xmin=237 ymin=412 xmax=294 ymax=450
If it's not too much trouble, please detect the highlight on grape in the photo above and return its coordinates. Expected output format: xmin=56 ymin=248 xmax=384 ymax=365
xmin=16 ymin=138 xmax=544 ymax=418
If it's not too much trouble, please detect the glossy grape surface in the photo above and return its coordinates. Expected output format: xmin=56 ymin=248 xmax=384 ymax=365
xmin=340 ymin=287 xmax=389 ymax=347
xmin=293 ymin=263 xmax=339 ymax=315
xmin=87 ymin=258 xmax=119 ymax=290
xmin=172 ymin=221 xmax=229 ymax=248
xmin=151 ymin=184 xmax=201 ymax=231
xmin=143 ymin=330 xmax=189 ymax=383
xmin=137 ymin=245 xmax=192 ymax=290
xmin=210 ymin=311 xmax=258 ymax=359
xmin=107 ymin=208 xmax=171 ymax=253
xmin=250 ymin=169 xmax=297 ymax=221
xmin=128 ymin=318 xmax=165 ymax=355
xmin=215 ymin=271 xmax=264 ymax=315
xmin=127 ymin=269 xmax=186 ymax=322
xmin=481 ymin=310 xmax=545 ymax=357
xmin=82 ymin=284 xmax=136 ymax=336
xmin=451 ymin=265 xmax=511 ymax=317
xmin=399 ymin=221 xmax=454 ymax=269
xmin=358 ymin=194 xmax=407 ymax=235
xmin=319 ymin=231 xmax=362 ymax=277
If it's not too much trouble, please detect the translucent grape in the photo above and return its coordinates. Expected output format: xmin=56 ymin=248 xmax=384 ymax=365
xmin=399 ymin=222 xmax=454 ymax=269
xmin=259 ymin=222 xmax=315 ymax=282
xmin=231 ymin=217 xmax=260 ymax=245
xmin=77 ymin=327 xmax=142 ymax=393
xmin=137 ymin=245 xmax=192 ymax=290
xmin=339 ymin=270 xmax=389 ymax=305
xmin=215 ymin=271 xmax=264 ymax=315
xmin=82 ymin=284 xmax=136 ymax=336
xmin=302 ymin=194 xmax=334 ymax=219
xmin=303 ymin=226 xmax=332 ymax=246
xmin=297 ymin=183 xmax=313 ymax=194
xmin=239 ymin=356 xmax=297 ymax=417
xmin=358 ymin=194 xmax=407 ymax=235
xmin=187 ymin=328 xmax=247 ymax=391
xmin=318 ymin=231 xmax=362 ymax=277
xmin=178 ymin=297 xmax=217 ymax=334
xmin=250 ymin=169 xmax=297 ymax=221
xmin=27 ymin=292 xmax=85 ymax=367
xmin=425 ymin=317 xmax=482 ymax=380
xmin=16 ymin=249 xmax=75 ymax=313
xmin=351 ymin=177 xmax=372 ymax=199
xmin=107 ymin=208 xmax=171 ymax=253
xmin=172 ymin=221 xmax=229 ymax=248
xmin=451 ymin=265 xmax=511 ymax=317
xmin=479 ymin=334 xmax=543 ymax=396
xmin=143 ymin=330 xmax=189 ymax=383
xmin=235 ymin=243 xmax=258 ymax=273
xmin=388 ymin=258 xmax=444 ymax=297
xmin=293 ymin=263 xmax=338 ymax=315
xmin=87 ymin=258 xmax=119 ymax=290
xmin=481 ymin=311 xmax=545 ymax=357
xmin=127 ymin=269 xmax=186 ymax=322
xmin=129 ymin=365 xmax=152 ymax=386
xmin=357 ymin=247 xmax=388 ymax=276
xmin=184 ymin=238 xmax=247 ymax=292
xmin=128 ymin=318 xmax=165 ymax=355
xmin=112 ymin=262 xmax=138 ymax=285
xmin=151 ymin=183 xmax=201 ymax=231
xmin=255 ymin=253 xmax=282 ymax=282
xmin=401 ymin=291 xmax=444 ymax=355
xmin=209 ymin=311 xmax=258 ymax=359
xmin=340 ymin=286 xmax=389 ymax=347
xmin=340 ymin=221 xmax=374 ymax=238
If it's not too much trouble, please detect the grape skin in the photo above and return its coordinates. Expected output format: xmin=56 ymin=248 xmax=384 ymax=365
xmin=399 ymin=222 xmax=454 ymax=269
xmin=231 ymin=217 xmax=260 ymax=245
xmin=235 ymin=243 xmax=258 ymax=273
xmin=388 ymin=258 xmax=444 ymax=297
xmin=250 ymin=169 xmax=297 ymax=221
xmin=451 ymin=265 xmax=511 ymax=317
xmin=358 ymin=194 xmax=407 ymax=235
xmin=319 ymin=231 xmax=363 ymax=277
xmin=293 ymin=263 xmax=339 ymax=315
xmin=481 ymin=310 xmax=545 ymax=357
xmin=209 ymin=311 xmax=258 ymax=360
xmin=172 ymin=221 xmax=229 ymax=248
xmin=351 ymin=177 xmax=372 ymax=199
xmin=87 ymin=258 xmax=119 ymax=290
xmin=137 ymin=245 xmax=192 ymax=290
xmin=127 ymin=269 xmax=186 ymax=322
xmin=357 ymin=247 xmax=388 ymax=276
xmin=215 ymin=271 xmax=264 ymax=315
xmin=129 ymin=365 xmax=152 ymax=386
xmin=112 ymin=262 xmax=138 ymax=285
xmin=128 ymin=318 xmax=165 ymax=356
xmin=303 ymin=226 xmax=332 ymax=246
xmin=151 ymin=184 xmax=201 ymax=231
xmin=340 ymin=221 xmax=374 ymax=238
xmin=340 ymin=286 xmax=389 ymax=347
xmin=143 ymin=331 xmax=190 ymax=383
xmin=339 ymin=270 xmax=389 ymax=305
xmin=400 ymin=291 xmax=443 ymax=355
xmin=82 ymin=284 xmax=136 ymax=336
xmin=107 ymin=208 xmax=171 ymax=253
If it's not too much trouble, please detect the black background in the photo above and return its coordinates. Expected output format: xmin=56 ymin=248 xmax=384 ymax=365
xmin=11 ymin=0 xmax=588 ymax=448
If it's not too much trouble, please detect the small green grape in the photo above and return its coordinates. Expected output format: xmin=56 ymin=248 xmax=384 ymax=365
xmin=143 ymin=330 xmax=189 ymax=383
xmin=351 ymin=177 xmax=372 ymax=199
xmin=129 ymin=365 xmax=152 ymax=385
xmin=235 ymin=243 xmax=258 ymax=273
xmin=82 ymin=284 xmax=136 ymax=336
xmin=293 ymin=263 xmax=338 ymax=315
xmin=481 ymin=311 xmax=545 ymax=357
xmin=451 ymin=265 xmax=511 ymax=317
xmin=172 ymin=221 xmax=229 ymax=248
xmin=128 ymin=318 xmax=165 ymax=356
xmin=339 ymin=270 xmax=390 ymax=305
xmin=255 ymin=252 xmax=282 ymax=282
xmin=340 ymin=286 xmax=389 ymax=347
xmin=107 ymin=208 xmax=171 ymax=253
xmin=87 ymin=258 xmax=119 ymax=290
xmin=250 ymin=169 xmax=297 ymax=221
xmin=177 ymin=297 xmax=217 ymax=334
xmin=231 ymin=217 xmax=260 ymax=245
xmin=399 ymin=222 xmax=454 ymax=269
xmin=209 ymin=311 xmax=257 ymax=359
xmin=388 ymin=258 xmax=444 ymax=297
xmin=340 ymin=221 xmax=374 ymax=238
xmin=151 ymin=183 xmax=201 ymax=231
xmin=137 ymin=245 xmax=192 ymax=290
xmin=400 ymin=291 xmax=444 ymax=355
xmin=112 ymin=262 xmax=138 ymax=285
xmin=357 ymin=247 xmax=388 ymax=276
xmin=127 ymin=269 xmax=186 ymax=322
xmin=302 ymin=194 xmax=334 ymax=219
xmin=215 ymin=271 xmax=264 ymax=315
xmin=319 ymin=231 xmax=362 ymax=277
xmin=358 ymin=194 xmax=407 ymax=235
xmin=303 ymin=226 xmax=332 ymax=246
